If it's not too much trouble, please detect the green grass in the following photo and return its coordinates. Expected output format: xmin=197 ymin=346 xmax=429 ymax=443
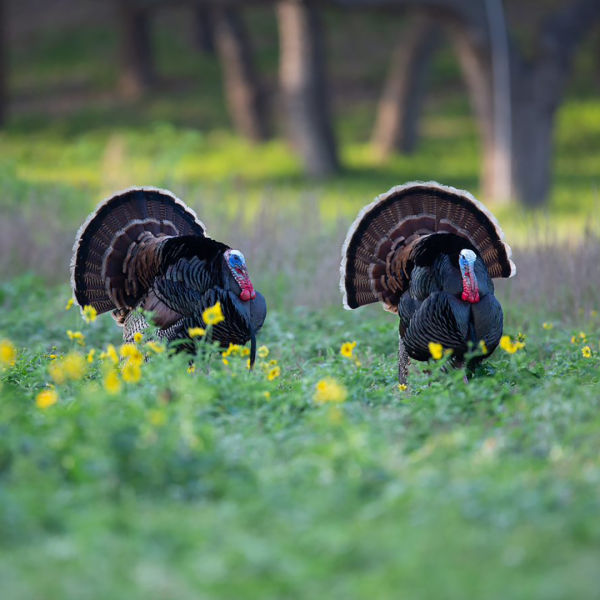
xmin=1 ymin=279 xmax=600 ymax=599
xmin=2 ymin=7 xmax=600 ymax=598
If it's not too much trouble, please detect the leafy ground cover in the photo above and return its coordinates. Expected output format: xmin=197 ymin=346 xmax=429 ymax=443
xmin=1 ymin=277 xmax=600 ymax=599
xmin=2 ymin=8 xmax=600 ymax=597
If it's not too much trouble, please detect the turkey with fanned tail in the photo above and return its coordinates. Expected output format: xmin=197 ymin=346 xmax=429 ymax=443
xmin=71 ymin=187 xmax=266 ymax=365
xmin=340 ymin=182 xmax=516 ymax=383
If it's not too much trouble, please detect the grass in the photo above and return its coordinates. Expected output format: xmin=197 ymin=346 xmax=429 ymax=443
xmin=1 ymin=279 xmax=600 ymax=599
xmin=2 ymin=6 xmax=600 ymax=598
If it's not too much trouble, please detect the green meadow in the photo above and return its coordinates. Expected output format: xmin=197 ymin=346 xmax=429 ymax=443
xmin=1 ymin=8 xmax=600 ymax=598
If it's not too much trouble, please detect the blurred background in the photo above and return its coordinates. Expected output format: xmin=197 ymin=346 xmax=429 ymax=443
xmin=1 ymin=0 xmax=599 ymax=315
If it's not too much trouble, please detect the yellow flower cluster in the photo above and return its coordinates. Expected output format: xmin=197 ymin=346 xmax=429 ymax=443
xmin=49 ymin=352 xmax=86 ymax=384
xmin=67 ymin=330 xmax=85 ymax=345
xmin=100 ymin=344 xmax=119 ymax=364
xmin=188 ymin=327 xmax=206 ymax=338
xmin=499 ymin=335 xmax=525 ymax=354
xmin=267 ymin=365 xmax=281 ymax=381
xmin=36 ymin=389 xmax=58 ymax=409
xmin=0 ymin=339 xmax=17 ymax=367
xmin=428 ymin=342 xmax=444 ymax=360
xmin=314 ymin=378 xmax=347 ymax=404
xmin=257 ymin=345 xmax=269 ymax=359
xmin=120 ymin=343 xmax=143 ymax=383
xmin=133 ymin=332 xmax=144 ymax=344
xmin=203 ymin=301 xmax=225 ymax=326
xmin=571 ymin=332 xmax=587 ymax=344
xmin=340 ymin=341 xmax=356 ymax=358
xmin=582 ymin=345 xmax=592 ymax=358
xmin=103 ymin=369 xmax=121 ymax=394
xmin=145 ymin=341 xmax=164 ymax=354
xmin=82 ymin=305 xmax=97 ymax=323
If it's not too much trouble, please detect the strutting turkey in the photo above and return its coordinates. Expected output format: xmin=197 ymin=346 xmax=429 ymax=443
xmin=71 ymin=187 xmax=267 ymax=364
xmin=340 ymin=182 xmax=516 ymax=383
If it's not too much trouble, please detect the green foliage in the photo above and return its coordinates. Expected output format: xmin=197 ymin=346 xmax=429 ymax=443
xmin=1 ymin=279 xmax=600 ymax=599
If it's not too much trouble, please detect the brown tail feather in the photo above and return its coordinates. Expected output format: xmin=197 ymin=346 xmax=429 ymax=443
xmin=340 ymin=182 xmax=516 ymax=312
xmin=70 ymin=187 xmax=207 ymax=314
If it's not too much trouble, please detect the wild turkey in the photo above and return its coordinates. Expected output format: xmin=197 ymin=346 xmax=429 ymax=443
xmin=340 ymin=182 xmax=515 ymax=383
xmin=71 ymin=187 xmax=267 ymax=364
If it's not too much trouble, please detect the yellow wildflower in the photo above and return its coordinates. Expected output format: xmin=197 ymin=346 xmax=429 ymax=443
xmin=187 ymin=363 xmax=196 ymax=374
xmin=263 ymin=391 xmax=271 ymax=401
xmin=49 ymin=362 xmax=66 ymax=384
xmin=62 ymin=352 xmax=86 ymax=380
xmin=499 ymin=335 xmax=525 ymax=354
xmin=267 ymin=366 xmax=281 ymax=381
xmin=428 ymin=342 xmax=443 ymax=360
xmin=479 ymin=340 xmax=488 ymax=354
xmin=65 ymin=298 xmax=74 ymax=310
xmin=104 ymin=369 xmax=121 ymax=394
xmin=257 ymin=345 xmax=269 ymax=359
xmin=340 ymin=341 xmax=357 ymax=358
xmin=579 ymin=331 xmax=587 ymax=340
xmin=82 ymin=305 xmax=97 ymax=323
xmin=582 ymin=345 xmax=592 ymax=358
xmin=0 ymin=339 xmax=17 ymax=367
xmin=398 ymin=384 xmax=407 ymax=392
xmin=36 ymin=389 xmax=58 ymax=409
xmin=188 ymin=327 xmax=206 ymax=338
xmin=102 ymin=344 xmax=119 ymax=365
xmin=314 ymin=378 xmax=347 ymax=404
xmin=121 ymin=361 xmax=141 ymax=383
xmin=222 ymin=358 xmax=229 ymax=366
xmin=66 ymin=330 xmax=85 ymax=345
xmin=223 ymin=343 xmax=241 ymax=358
xmin=542 ymin=322 xmax=553 ymax=330
xmin=86 ymin=349 xmax=96 ymax=363
xmin=241 ymin=347 xmax=250 ymax=357
xmin=120 ymin=343 xmax=143 ymax=365
xmin=571 ymin=335 xmax=578 ymax=344
xmin=202 ymin=301 xmax=225 ymax=326
xmin=145 ymin=341 xmax=164 ymax=353
xmin=133 ymin=332 xmax=144 ymax=344
xmin=268 ymin=359 xmax=278 ymax=367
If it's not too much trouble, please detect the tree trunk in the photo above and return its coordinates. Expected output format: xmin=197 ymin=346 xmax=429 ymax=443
xmin=277 ymin=0 xmax=339 ymax=177
xmin=448 ymin=15 xmax=512 ymax=204
xmin=193 ymin=3 xmax=215 ymax=55
xmin=371 ymin=14 xmax=438 ymax=158
xmin=214 ymin=7 xmax=270 ymax=142
xmin=116 ymin=0 xmax=156 ymax=99
xmin=509 ymin=0 xmax=600 ymax=207
xmin=0 ymin=0 xmax=6 ymax=127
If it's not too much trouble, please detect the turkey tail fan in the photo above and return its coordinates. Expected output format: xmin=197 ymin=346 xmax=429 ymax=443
xmin=340 ymin=181 xmax=516 ymax=312
xmin=70 ymin=186 xmax=207 ymax=315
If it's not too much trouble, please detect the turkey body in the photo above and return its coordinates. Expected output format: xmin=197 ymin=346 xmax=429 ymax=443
xmin=71 ymin=187 xmax=266 ymax=358
xmin=398 ymin=253 xmax=503 ymax=362
xmin=340 ymin=182 xmax=515 ymax=382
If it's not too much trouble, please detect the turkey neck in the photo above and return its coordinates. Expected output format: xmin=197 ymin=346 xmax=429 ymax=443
xmin=434 ymin=254 xmax=494 ymax=300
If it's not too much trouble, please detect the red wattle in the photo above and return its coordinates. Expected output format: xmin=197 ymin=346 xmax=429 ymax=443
xmin=240 ymin=287 xmax=256 ymax=302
